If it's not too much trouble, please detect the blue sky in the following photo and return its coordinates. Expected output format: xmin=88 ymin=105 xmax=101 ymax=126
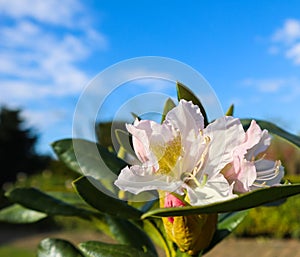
xmin=1 ymin=0 xmax=300 ymax=154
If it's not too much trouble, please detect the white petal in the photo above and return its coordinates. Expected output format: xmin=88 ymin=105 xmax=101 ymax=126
xmin=185 ymin=174 xmax=237 ymax=206
xmin=251 ymin=159 xmax=284 ymax=189
xmin=165 ymin=99 xmax=204 ymax=139
xmin=165 ymin=100 xmax=205 ymax=172
xmin=114 ymin=165 xmax=184 ymax=195
xmin=203 ymin=116 xmax=245 ymax=177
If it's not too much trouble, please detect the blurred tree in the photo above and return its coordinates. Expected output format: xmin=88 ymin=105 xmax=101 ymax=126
xmin=0 ymin=106 xmax=50 ymax=187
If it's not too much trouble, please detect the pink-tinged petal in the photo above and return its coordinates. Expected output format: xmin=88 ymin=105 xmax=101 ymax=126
xmin=203 ymin=116 xmax=245 ymax=177
xmin=238 ymin=120 xmax=263 ymax=157
xmin=126 ymin=119 xmax=176 ymax=164
xmin=126 ymin=120 xmax=151 ymax=163
xmin=165 ymin=99 xmax=204 ymax=139
xmin=245 ymin=130 xmax=271 ymax=160
xmin=232 ymin=159 xmax=256 ymax=193
xmin=222 ymin=120 xmax=272 ymax=192
xmin=114 ymin=165 xmax=184 ymax=195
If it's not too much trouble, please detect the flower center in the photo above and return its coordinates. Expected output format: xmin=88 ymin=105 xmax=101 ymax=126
xmin=151 ymin=136 xmax=182 ymax=175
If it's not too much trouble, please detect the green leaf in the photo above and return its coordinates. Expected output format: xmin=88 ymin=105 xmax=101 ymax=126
xmin=6 ymin=187 xmax=95 ymax=219
xmin=0 ymin=204 xmax=47 ymax=223
xmin=131 ymin=112 xmax=141 ymax=121
xmin=161 ymin=98 xmax=176 ymax=123
xmin=241 ymin=119 xmax=300 ymax=148
xmin=105 ymin=217 xmax=157 ymax=255
xmin=79 ymin=241 xmax=157 ymax=257
xmin=203 ymin=211 xmax=248 ymax=254
xmin=51 ymin=138 xmax=127 ymax=179
xmin=115 ymin=129 xmax=138 ymax=160
xmin=37 ymin=238 xmax=83 ymax=257
xmin=73 ymin=176 xmax=142 ymax=220
xmin=225 ymin=104 xmax=234 ymax=116
xmin=143 ymin=219 xmax=175 ymax=257
xmin=176 ymin=81 xmax=209 ymax=126
xmin=142 ymin=184 xmax=300 ymax=218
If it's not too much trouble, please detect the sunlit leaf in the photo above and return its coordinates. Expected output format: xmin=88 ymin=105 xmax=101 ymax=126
xmin=142 ymin=184 xmax=300 ymax=218
xmin=37 ymin=238 xmax=83 ymax=257
xmin=0 ymin=204 xmax=47 ymax=223
xmin=176 ymin=81 xmax=209 ymax=126
xmin=241 ymin=119 xmax=300 ymax=148
xmin=73 ymin=176 xmax=142 ymax=220
xmin=161 ymin=98 xmax=176 ymax=123
xmin=225 ymin=104 xmax=234 ymax=116
xmin=79 ymin=241 xmax=157 ymax=257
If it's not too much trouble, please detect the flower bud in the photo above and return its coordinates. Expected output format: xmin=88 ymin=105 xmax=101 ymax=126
xmin=160 ymin=192 xmax=217 ymax=255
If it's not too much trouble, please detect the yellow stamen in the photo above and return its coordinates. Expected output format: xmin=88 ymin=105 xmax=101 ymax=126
xmin=151 ymin=136 xmax=182 ymax=175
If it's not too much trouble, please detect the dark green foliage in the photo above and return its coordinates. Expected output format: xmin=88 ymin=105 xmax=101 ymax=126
xmin=0 ymin=107 xmax=50 ymax=186
xmin=79 ymin=241 xmax=157 ymax=257
xmin=37 ymin=238 xmax=84 ymax=257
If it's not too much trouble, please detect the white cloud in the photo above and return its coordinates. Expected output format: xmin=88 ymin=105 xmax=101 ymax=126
xmin=242 ymin=77 xmax=300 ymax=102
xmin=0 ymin=0 xmax=84 ymax=27
xmin=286 ymin=42 xmax=300 ymax=64
xmin=270 ymin=19 xmax=300 ymax=65
xmin=0 ymin=0 xmax=108 ymax=145
xmin=272 ymin=19 xmax=300 ymax=44
xmin=243 ymin=78 xmax=286 ymax=93
xmin=22 ymin=108 xmax=67 ymax=130
xmin=0 ymin=0 xmax=107 ymax=104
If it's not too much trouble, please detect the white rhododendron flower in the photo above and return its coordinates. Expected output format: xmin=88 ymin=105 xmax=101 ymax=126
xmin=114 ymin=99 xmax=284 ymax=205
xmin=115 ymin=100 xmax=242 ymax=205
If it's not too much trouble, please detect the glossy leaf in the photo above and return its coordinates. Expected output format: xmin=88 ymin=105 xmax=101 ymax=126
xmin=6 ymin=187 xmax=95 ymax=219
xmin=143 ymin=219 xmax=175 ymax=257
xmin=52 ymin=138 xmax=127 ymax=179
xmin=203 ymin=211 xmax=248 ymax=254
xmin=73 ymin=176 xmax=142 ymax=220
xmin=225 ymin=104 xmax=234 ymax=116
xmin=0 ymin=204 xmax=47 ymax=223
xmin=115 ymin=129 xmax=138 ymax=160
xmin=79 ymin=241 xmax=157 ymax=257
xmin=105 ymin=217 xmax=157 ymax=255
xmin=241 ymin=119 xmax=300 ymax=148
xmin=131 ymin=112 xmax=141 ymax=121
xmin=176 ymin=81 xmax=209 ymax=126
xmin=161 ymin=98 xmax=176 ymax=123
xmin=37 ymin=238 xmax=83 ymax=257
xmin=142 ymin=184 xmax=300 ymax=218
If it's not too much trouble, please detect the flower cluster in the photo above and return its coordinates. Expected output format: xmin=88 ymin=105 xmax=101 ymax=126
xmin=115 ymin=99 xmax=284 ymax=205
